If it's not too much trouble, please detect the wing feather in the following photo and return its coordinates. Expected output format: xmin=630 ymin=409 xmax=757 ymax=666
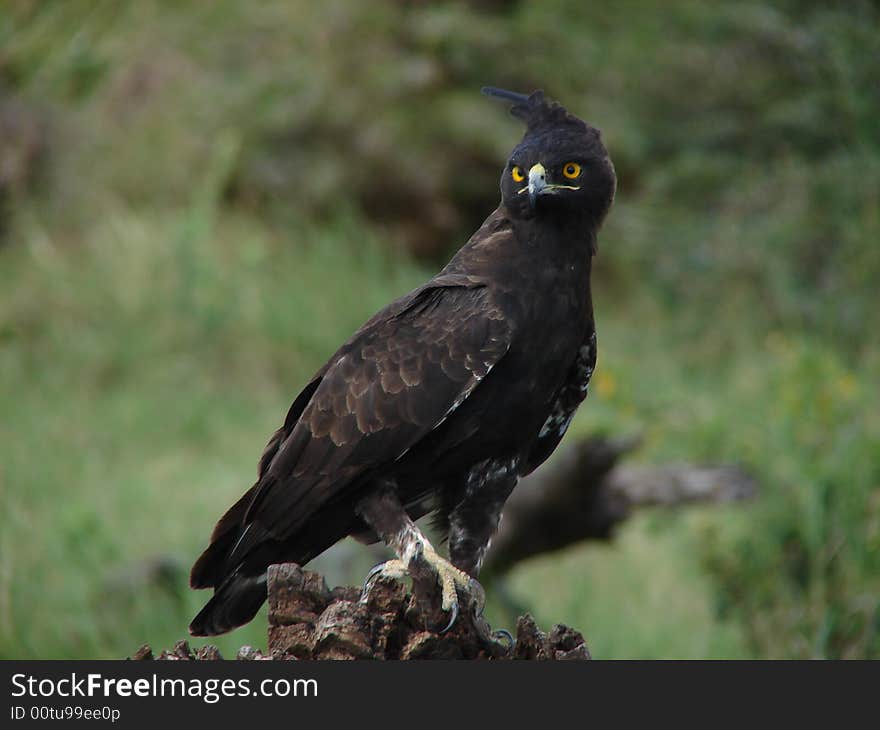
xmin=226 ymin=280 xmax=511 ymax=567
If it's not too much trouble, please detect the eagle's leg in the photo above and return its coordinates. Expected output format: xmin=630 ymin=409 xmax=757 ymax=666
xmin=438 ymin=457 xmax=520 ymax=647
xmin=448 ymin=457 xmax=520 ymax=577
xmin=356 ymin=483 xmax=482 ymax=630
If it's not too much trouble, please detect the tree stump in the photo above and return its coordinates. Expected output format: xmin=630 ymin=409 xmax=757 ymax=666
xmin=132 ymin=563 xmax=590 ymax=660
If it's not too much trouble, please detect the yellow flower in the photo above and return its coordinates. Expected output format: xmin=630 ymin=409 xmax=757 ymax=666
xmin=836 ymin=373 xmax=858 ymax=399
xmin=595 ymin=370 xmax=617 ymax=399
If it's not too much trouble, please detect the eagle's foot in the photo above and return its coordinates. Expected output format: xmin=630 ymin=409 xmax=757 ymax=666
xmin=360 ymin=551 xmax=511 ymax=655
xmin=408 ymin=543 xmax=485 ymax=633
xmin=361 ymin=547 xmax=485 ymax=633
xmin=422 ymin=562 xmax=514 ymax=657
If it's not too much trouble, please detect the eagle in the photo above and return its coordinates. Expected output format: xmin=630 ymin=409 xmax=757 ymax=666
xmin=189 ymin=87 xmax=616 ymax=637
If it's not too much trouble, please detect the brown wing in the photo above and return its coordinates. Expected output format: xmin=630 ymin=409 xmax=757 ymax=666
xmin=223 ymin=278 xmax=512 ymax=567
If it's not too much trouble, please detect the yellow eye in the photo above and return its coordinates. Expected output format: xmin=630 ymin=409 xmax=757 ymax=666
xmin=562 ymin=162 xmax=582 ymax=179
xmin=511 ymin=166 xmax=525 ymax=183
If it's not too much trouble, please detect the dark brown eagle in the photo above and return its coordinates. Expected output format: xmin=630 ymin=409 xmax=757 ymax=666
xmin=189 ymin=87 xmax=616 ymax=636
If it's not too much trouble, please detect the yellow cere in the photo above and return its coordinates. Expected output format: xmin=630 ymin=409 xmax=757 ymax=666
xmin=511 ymin=166 xmax=525 ymax=183
xmin=563 ymin=162 xmax=582 ymax=179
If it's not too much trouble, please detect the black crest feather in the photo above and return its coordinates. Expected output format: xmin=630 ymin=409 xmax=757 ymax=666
xmin=481 ymin=86 xmax=588 ymax=137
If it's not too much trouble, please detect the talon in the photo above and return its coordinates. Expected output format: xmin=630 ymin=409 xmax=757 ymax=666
xmin=492 ymin=628 xmax=514 ymax=648
xmin=441 ymin=600 xmax=459 ymax=634
xmin=466 ymin=577 xmax=486 ymax=617
xmin=470 ymin=617 xmax=513 ymax=655
xmin=362 ymin=561 xmax=383 ymax=587
xmin=360 ymin=559 xmax=406 ymax=602
xmin=360 ymin=562 xmax=383 ymax=595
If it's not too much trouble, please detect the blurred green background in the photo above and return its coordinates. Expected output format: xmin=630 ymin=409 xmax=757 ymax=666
xmin=1 ymin=0 xmax=878 ymax=659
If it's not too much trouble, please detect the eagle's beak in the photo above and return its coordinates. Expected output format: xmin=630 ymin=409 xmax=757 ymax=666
xmin=528 ymin=163 xmax=547 ymax=209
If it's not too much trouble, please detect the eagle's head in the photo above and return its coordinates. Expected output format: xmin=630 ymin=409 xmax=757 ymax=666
xmin=484 ymin=87 xmax=616 ymax=229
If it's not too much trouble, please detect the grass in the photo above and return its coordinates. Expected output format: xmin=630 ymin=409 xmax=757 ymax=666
xmin=498 ymin=512 xmax=749 ymax=659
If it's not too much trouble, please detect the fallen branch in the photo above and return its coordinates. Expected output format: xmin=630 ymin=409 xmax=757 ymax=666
xmin=482 ymin=434 xmax=758 ymax=576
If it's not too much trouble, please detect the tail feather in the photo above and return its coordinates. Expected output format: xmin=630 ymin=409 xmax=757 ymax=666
xmin=190 ymin=496 xmax=363 ymax=635
xmin=190 ymin=483 xmax=259 ymax=589
xmin=189 ymin=570 xmax=268 ymax=637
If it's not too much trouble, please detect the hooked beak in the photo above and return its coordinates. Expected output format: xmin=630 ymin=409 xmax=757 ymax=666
xmin=527 ymin=163 xmax=547 ymax=209
xmin=518 ymin=163 xmax=581 ymax=210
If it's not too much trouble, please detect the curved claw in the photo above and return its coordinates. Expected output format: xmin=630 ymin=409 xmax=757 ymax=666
xmin=441 ymin=599 xmax=460 ymax=634
xmin=363 ymin=561 xmax=383 ymax=584
xmin=440 ymin=576 xmax=487 ymax=633
xmin=360 ymin=559 xmax=406 ymax=602
xmin=360 ymin=562 xmax=383 ymax=595
xmin=469 ymin=615 xmax=514 ymax=656
xmin=491 ymin=628 xmax=514 ymax=649
xmin=466 ymin=577 xmax=486 ymax=617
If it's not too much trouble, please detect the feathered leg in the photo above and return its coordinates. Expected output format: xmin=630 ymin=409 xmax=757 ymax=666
xmin=448 ymin=457 xmax=519 ymax=576
xmin=356 ymin=482 xmax=482 ymax=631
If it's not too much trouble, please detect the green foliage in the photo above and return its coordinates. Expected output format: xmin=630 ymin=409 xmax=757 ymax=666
xmin=0 ymin=0 xmax=877 ymax=657
xmin=700 ymin=338 xmax=880 ymax=657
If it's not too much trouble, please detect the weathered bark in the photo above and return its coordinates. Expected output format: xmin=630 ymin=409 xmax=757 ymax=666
xmin=132 ymin=563 xmax=590 ymax=660
xmin=482 ymin=434 xmax=758 ymax=576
